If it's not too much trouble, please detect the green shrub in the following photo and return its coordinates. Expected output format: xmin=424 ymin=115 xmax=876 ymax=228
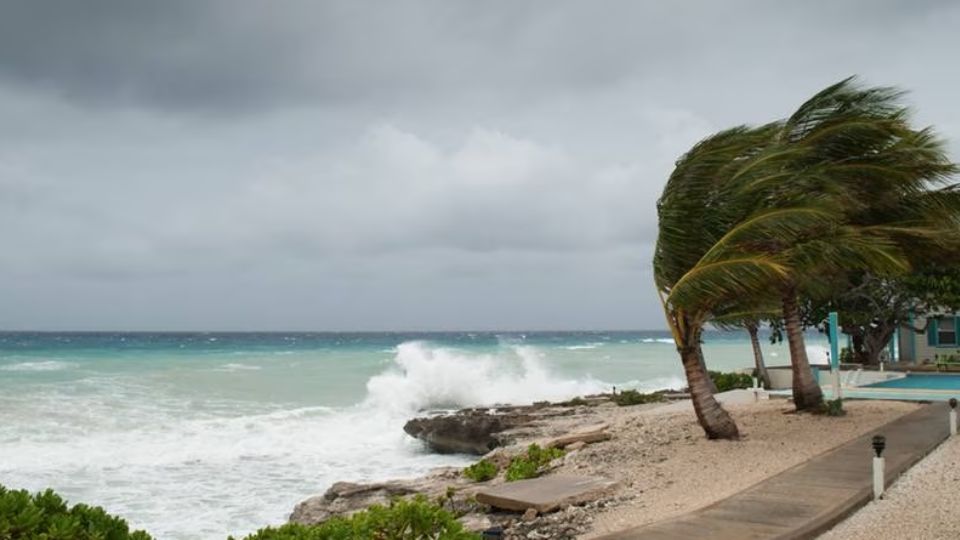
xmin=462 ymin=459 xmax=498 ymax=482
xmin=0 ymin=484 xmax=152 ymax=540
xmin=505 ymin=444 xmax=565 ymax=482
xmin=612 ymin=389 xmax=663 ymax=406
xmin=558 ymin=396 xmax=589 ymax=407
xmin=839 ymin=347 xmax=854 ymax=364
xmin=233 ymin=495 xmax=478 ymax=540
xmin=818 ymin=398 xmax=846 ymax=417
xmin=709 ymin=371 xmax=754 ymax=392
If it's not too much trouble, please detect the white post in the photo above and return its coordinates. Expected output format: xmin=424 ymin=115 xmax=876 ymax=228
xmin=873 ymin=456 xmax=884 ymax=500
xmin=871 ymin=435 xmax=886 ymax=501
xmin=832 ymin=369 xmax=843 ymax=400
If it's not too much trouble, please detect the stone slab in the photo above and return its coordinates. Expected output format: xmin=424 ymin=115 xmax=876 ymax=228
xmin=475 ymin=474 xmax=618 ymax=513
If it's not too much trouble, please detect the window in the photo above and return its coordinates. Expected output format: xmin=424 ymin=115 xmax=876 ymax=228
xmin=938 ymin=316 xmax=958 ymax=346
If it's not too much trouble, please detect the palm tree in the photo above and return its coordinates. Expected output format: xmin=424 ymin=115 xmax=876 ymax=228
xmin=745 ymin=320 xmax=770 ymax=389
xmin=656 ymin=78 xmax=956 ymax=430
xmin=744 ymin=79 xmax=957 ymax=409
xmin=655 ymin=124 xmax=808 ymax=439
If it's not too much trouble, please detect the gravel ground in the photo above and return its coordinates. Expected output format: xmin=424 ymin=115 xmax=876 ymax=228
xmin=819 ymin=433 xmax=960 ymax=539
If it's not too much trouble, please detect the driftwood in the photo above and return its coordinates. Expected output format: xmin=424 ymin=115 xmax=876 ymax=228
xmin=543 ymin=423 xmax=611 ymax=449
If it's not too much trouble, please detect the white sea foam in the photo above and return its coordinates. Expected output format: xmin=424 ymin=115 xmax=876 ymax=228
xmin=364 ymin=342 xmax=609 ymax=413
xmin=641 ymin=338 xmax=675 ymax=344
xmin=0 ymin=360 xmax=75 ymax=372
xmin=564 ymin=342 xmax=604 ymax=350
xmin=630 ymin=376 xmax=687 ymax=392
xmin=217 ymin=363 xmax=262 ymax=372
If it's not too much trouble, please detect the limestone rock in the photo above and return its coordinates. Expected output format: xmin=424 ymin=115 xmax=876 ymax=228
xmin=403 ymin=410 xmax=535 ymax=454
xmin=290 ymin=478 xmax=438 ymax=524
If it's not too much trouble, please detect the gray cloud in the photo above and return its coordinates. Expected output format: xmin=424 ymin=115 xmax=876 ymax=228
xmin=1 ymin=1 xmax=959 ymax=330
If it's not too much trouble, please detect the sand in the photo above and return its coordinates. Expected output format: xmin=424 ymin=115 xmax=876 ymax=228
xmin=818 ymin=431 xmax=960 ymax=539
xmin=553 ymin=396 xmax=920 ymax=538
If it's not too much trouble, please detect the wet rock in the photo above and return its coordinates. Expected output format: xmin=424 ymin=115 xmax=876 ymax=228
xmin=403 ymin=410 xmax=535 ymax=454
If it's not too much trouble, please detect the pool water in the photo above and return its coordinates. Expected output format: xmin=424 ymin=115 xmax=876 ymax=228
xmin=865 ymin=374 xmax=960 ymax=390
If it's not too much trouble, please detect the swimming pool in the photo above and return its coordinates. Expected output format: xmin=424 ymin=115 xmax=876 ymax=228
xmin=865 ymin=374 xmax=960 ymax=390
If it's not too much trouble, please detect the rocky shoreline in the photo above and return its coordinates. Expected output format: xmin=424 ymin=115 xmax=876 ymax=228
xmin=291 ymin=394 xmax=642 ymax=538
xmin=288 ymin=394 xmax=920 ymax=539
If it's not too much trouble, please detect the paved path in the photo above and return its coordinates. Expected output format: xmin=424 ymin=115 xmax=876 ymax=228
xmin=595 ymin=402 xmax=951 ymax=540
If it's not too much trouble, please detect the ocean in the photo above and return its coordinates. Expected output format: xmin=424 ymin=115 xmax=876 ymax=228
xmin=0 ymin=331 xmax=828 ymax=539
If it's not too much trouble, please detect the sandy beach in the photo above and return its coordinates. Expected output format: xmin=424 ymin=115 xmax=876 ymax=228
xmin=556 ymin=397 xmax=920 ymax=537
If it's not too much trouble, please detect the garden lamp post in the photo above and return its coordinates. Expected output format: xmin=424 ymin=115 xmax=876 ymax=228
xmin=872 ymin=435 xmax=885 ymax=500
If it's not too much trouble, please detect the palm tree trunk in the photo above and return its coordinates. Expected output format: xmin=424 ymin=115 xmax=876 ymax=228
xmin=781 ymin=284 xmax=823 ymax=411
xmin=746 ymin=322 xmax=771 ymax=389
xmin=680 ymin=344 xmax=740 ymax=440
xmin=698 ymin=347 xmax=719 ymax=393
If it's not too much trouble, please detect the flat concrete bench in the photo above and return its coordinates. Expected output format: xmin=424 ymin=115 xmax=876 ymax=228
xmin=476 ymin=475 xmax=619 ymax=513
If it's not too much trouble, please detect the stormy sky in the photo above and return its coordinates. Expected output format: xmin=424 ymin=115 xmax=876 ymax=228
xmin=1 ymin=1 xmax=958 ymax=331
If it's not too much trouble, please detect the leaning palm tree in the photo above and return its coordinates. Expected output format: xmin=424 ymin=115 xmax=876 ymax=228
xmin=738 ymin=78 xmax=958 ymax=409
xmin=656 ymin=78 xmax=956 ymax=432
xmin=654 ymin=124 xmax=822 ymax=439
xmin=713 ymin=313 xmax=774 ymax=389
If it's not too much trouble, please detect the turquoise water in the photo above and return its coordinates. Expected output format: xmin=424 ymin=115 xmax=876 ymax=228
xmin=865 ymin=374 xmax=960 ymax=390
xmin=0 ymin=331 xmax=827 ymax=539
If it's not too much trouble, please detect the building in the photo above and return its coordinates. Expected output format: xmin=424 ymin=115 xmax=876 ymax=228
xmin=898 ymin=313 xmax=960 ymax=363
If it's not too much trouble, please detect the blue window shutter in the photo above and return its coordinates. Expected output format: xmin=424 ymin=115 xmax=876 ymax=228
xmin=928 ymin=319 xmax=938 ymax=346
xmin=955 ymin=316 xmax=960 ymax=346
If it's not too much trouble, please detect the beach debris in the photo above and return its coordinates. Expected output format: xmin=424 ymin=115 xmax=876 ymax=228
xmin=543 ymin=423 xmax=611 ymax=449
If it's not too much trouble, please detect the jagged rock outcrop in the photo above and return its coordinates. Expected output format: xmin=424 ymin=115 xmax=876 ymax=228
xmin=290 ymin=468 xmax=464 ymax=524
xmin=403 ymin=409 xmax=536 ymax=454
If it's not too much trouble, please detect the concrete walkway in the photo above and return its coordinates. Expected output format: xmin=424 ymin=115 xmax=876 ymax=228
xmin=595 ymin=402 xmax=951 ymax=540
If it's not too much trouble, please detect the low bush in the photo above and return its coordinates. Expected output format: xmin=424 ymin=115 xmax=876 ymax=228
xmin=818 ymin=398 xmax=846 ymax=417
xmin=0 ymin=484 xmax=152 ymax=540
xmin=505 ymin=444 xmax=565 ymax=482
xmin=612 ymin=389 xmax=663 ymax=406
xmin=709 ymin=371 xmax=754 ymax=392
xmin=232 ymin=495 xmax=479 ymax=540
xmin=462 ymin=459 xmax=498 ymax=482
xmin=558 ymin=396 xmax=590 ymax=407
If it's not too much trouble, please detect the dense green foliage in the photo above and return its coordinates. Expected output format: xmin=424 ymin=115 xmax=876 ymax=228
xmin=232 ymin=496 xmax=478 ymax=540
xmin=611 ymin=389 xmax=664 ymax=406
xmin=462 ymin=459 xmax=498 ymax=482
xmin=0 ymin=484 xmax=152 ymax=540
xmin=708 ymin=371 xmax=754 ymax=393
xmin=505 ymin=444 xmax=564 ymax=482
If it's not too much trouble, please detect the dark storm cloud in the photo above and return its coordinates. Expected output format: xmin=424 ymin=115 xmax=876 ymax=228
xmin=0 ymin=1 xmax=958 ymax=330
xmin=2 ymin=0 xmax=947 ymax=114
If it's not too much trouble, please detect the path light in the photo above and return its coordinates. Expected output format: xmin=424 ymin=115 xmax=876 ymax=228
xmin=950 ymin=398 xmax=958 ymax=436
xmin=872 ymin=435 xmax=885 ymax=500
